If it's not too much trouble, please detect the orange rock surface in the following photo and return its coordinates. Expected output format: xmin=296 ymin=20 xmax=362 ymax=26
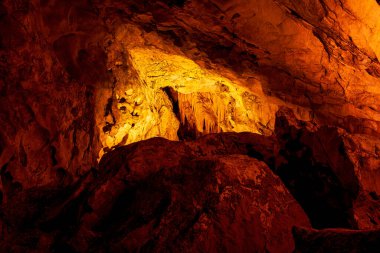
xmin=1 ymin=0 xmax=380 ymax=251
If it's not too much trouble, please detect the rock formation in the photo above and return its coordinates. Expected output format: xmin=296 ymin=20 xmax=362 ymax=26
xmin=0 ymin=133 xmax=310 ymax=252
xmin=293 ymin=226 xmax=380 ymax=253
xmin=1 ymin=0 xmax=380 ymax=252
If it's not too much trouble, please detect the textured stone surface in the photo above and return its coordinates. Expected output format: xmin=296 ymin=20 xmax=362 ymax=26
xmin=0 ymin=0 xmax=104 ymax=192
xmin=0 ymin=134 xmax=310 ymax=252
xmin=2 ymin=0 xmax=380 ymax=188
xmin=293 ymin=226 xmax=380 ymax=253
xmin=274 ymin=109 xmax=380 ymax=229
xmin=1 ymin=0 xmax=380 ymax=251
xmin=0 ymin=123 xmax=378 ymax=251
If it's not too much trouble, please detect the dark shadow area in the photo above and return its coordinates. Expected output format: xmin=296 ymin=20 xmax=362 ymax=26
xmin=274 ymin=111 xmax=358 ymax=229
xmin=162 ymin=86 xmax=199 ymax=140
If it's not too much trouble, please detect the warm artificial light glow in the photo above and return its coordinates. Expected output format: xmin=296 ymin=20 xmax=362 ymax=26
xmin=97 ymin=40 xmax=277 ymax=159
xmin=130 ymin=47 xmax=277 ymax=133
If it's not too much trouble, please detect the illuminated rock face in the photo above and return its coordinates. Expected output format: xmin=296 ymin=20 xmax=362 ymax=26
xmin=96 ymin=26 xmax=277 ymax=157
xmin=93 ymin=0 xmax=380 ymax=161
xmin=6 ymin=0 xmax=374 ymax=187
xmin=1 ymin=0 xmax=380 ymax=249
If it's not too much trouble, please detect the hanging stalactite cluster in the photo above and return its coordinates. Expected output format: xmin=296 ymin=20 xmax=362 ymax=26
xmin=178 ymin=92 xmax=226 ymax=134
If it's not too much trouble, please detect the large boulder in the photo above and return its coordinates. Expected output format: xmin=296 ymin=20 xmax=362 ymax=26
xmin=0 ymin=134 xmax=310 ymax=252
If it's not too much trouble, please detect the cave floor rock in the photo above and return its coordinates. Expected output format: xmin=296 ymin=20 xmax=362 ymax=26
xmin=0 ymin=133 xmax=310 ymax=252
xmin=1 ymin=128 xmax=379 ymax=252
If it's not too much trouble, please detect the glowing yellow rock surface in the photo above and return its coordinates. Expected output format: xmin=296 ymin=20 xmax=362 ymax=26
xmin=96 ymin=26 xmax=279 ymax=158
xmin=129 ymin=47 xmax=276 ymax=134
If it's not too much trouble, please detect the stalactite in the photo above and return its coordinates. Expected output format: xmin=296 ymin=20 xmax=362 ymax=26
xmin=177 ymin=92 xmax=227 ymax=134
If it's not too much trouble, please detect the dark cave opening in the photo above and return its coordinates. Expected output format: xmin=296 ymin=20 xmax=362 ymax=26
xmin=274 ymin=115 xmax=359 ymax=229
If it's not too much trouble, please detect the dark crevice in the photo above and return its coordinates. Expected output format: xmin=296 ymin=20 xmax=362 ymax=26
xmin=178 ymin=116 xmax=199 ymax=140
xmin=274 ymin=114 xmax=358 ymax=229
xmin=41 ymin=189 xmax=92 ymax=234
xmin=91 ymin=183 xmax=172 ymax=251
xmin=50 ymin=146 xmax=58 ymax=166
xmin=246 ymin=144 xmax=264 ymax=161
xmin=289 ymin=9 xmax=302 ymax=19
xmin=104 ymin=98 xmax=114 ymax=118
xmin=161 ymin=86 xmax=199 ymax=140
xmin=19 ymin=143 xmax=27 ymax=167
xmin=165 ymin=0 xmax=187 ymax=7
xmin=313 ymin=29 xmax=331 ymax=60
xmin=277 ymin=156 xmax=356 ymax=228
xmin=369 ymin=191 xmax=379 ymax=201
xmin=157 ymin=30 xmax=184 ymax=47
xmin=103 ymin=97 xmax=115 ymax=133
xmin=162 ymin=86 xmax=180 ymax=117
xmin=102 ymin=123 xmax=113 ymax=133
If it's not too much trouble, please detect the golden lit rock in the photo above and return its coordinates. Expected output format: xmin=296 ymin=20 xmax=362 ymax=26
xmin=96 ymin=29 xmax=278 ymax=157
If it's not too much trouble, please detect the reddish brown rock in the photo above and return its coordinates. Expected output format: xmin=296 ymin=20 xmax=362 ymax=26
xmin=1 ymin=0 xmax=380 ymax=252
xmin=0 ymin=134 xmax=310 ymax=252
xmin=293 ymin=226 xmax=380 ymax=253
xmin=274 ymin=108 xmax=380 ymax=229
xmin=1 ymin=0 xmax=380 ymax=202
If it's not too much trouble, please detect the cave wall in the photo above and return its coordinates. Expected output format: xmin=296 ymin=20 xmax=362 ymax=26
xmin=1 ymin=0 xmax=380 ymax=231
xmin=1 ymin=1 xmax=380 ymax=250
xmin=0 ymin=0 xmax=107 ymax=194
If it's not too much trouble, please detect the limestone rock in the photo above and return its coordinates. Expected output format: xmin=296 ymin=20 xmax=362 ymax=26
xmin=0 ymin=134 xmax=310 ymax=252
